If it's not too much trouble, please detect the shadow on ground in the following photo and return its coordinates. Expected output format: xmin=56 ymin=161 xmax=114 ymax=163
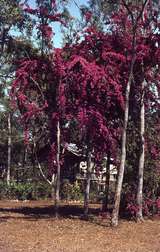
xmin=0 ymin=203 xmax=110 ymax=226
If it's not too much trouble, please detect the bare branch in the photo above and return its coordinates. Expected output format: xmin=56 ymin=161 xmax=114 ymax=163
xmin=30 ymin=76 xmax=45 ymax=101
xmin=33 ymin=139 xmax=52 ymax=185
xmin=136 ymin=0 xmax=149 ymax=23
xmin=121 ymin=0 xmax=133 ymax=17
xmin=72 ymin=0 xmax=81 ymax=11
xmin=23 ymin=48 xmax=46 ymax=102
xmin=37 ymin=159 xmax=52 ymax=185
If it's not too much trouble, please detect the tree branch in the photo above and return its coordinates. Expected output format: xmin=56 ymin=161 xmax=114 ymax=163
xmin=136 ymin=0 xmax=149 ymax=23
xmin=37 ymin=159 xmax=52 ymax=185
xmin=33 ymin=139 xmax=52 ymax=185
xmin=121 ymin=0 xmax=132 ymax=16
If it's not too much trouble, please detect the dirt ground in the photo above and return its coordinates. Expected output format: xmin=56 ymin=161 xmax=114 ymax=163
xmin=0 ymin=200 xmax=160 ymax=252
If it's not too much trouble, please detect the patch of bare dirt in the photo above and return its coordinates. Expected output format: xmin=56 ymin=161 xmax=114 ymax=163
xmin=0 ymin=200 xmax=160 ymax=252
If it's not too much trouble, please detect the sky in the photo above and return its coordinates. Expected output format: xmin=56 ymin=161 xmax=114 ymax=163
xmin=27 ymin=0 xmax=89 ymax=48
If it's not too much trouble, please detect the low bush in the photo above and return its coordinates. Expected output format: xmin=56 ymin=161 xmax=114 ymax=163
xmin=61 ymin=180 xmax=83 ymax=201
xmin=8 ymin=182 xmax=33 ymax=200
xmin=32 ymin=182 xmax=52 ymax=199
xmin=120 ymin=184 xmax=160 ymax=218
xmin=0 ymin=181 xmax=52 ymax=200
xmin=0 ymin=181 xmax=7 ymax=199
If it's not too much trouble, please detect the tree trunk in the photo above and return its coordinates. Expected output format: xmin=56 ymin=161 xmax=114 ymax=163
xmin=23 ymin=147 xmax=28 ymax=167
xmin=7 ymin=112 xmax=11 ymax=186
xmin=111 ymin=58 xmax=135 ymax=226
xmin=110 ymin=0 xmax=148 ymax=224
xmin=102 ymin=152 xmax=110 ymax=212
xmin=22 ymin=147 xmax=27 ymax=182
xmin=55 ymin=120 xmax=61 ymax=217
xmin=84 ymin=151 xmax=92 ymax=217
xmin=136 ymin=78 xmax=145 ymax=221
xmin=136 ymin=0 xmax=149 ymax=221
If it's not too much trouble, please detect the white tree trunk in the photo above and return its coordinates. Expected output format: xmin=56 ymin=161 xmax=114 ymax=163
xmin=84 ymin=151 xmax=92 ymax=217
xmin=102 ymin=153 xmax=110 ymax=212
xmin=111 ymin=76 xmax=131 ymax=226
xmin=111 ymin=0 xmax=149 ymax=226
xmin=7 ymin=112 xmax=11 ymax=186
xmin=136 ymin=79 xmax=145 ymax=221
xmin=55 ymin=120 xmax=61 ymax=217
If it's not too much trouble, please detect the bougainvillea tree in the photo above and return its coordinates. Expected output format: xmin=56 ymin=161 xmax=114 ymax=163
xmin=80 ymin=0 xmax=160 ymax=220
xmin=11 ymin=1 xmax=126 ymax=216
xmin=110 ymin=0 xmax=160 ymax=225
xmin=135 ymin=0 xmax=160 ymax=221
xmin=48 ymin=26 xmax=126 ymax=216
xmin=11 ymin=0 xmax=69 ymax=215
xmin=11 ymin=0 xmax=160 ymax=223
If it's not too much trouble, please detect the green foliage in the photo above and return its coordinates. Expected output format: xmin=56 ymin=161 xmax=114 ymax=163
xmin=0 ymin=0 xmax=22 ymax=27
xmin=70 ymin=182 xmax=83 ymax=201
xmin=0 ymin=181 xmax=32 ymax=200
xmin=8 ymin=182 xmax=33 ymax=200
xmin=89 ymin=190 xmax=99 ymax=203
xmin=0 ymin=181 xmax=52 ymax=200
xmin=0 ymin=182 xmax=7 ymax=199
xmin=61 ymin=180 xmax=83 ymax=201
xmin=32 ymin=182 xmax=52 ymax=199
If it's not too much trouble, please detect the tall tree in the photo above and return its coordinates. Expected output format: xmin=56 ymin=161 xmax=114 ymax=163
xmin=111 ymin=0 xmax=149 ymax=227
xmin=137 ymin=0 xmax=160 ymax=221
xmin=11 ymin=0 xmax=70 ymax=215
xmin=59 ymin=29 xmax=125 ymax=216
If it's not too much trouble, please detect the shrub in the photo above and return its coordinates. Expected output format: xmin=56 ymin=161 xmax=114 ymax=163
xmin=0 ymin=181 xmax=7 ymax=199
xmin=120 ymin=184 xmax=160 ymax=218
xmin=0 ymin=181 xmax=52 ymax=200
xmin=61 ymin=180 xmax=83 ymax=201
xmin=7 ymin=182 xmax=33 ymax=200
xmin=33 ymin=182 xmax=52 ymax=199
xmin=61 ymin=179 xmax=73 ymax=200
xmin=71 ymin=182 xmax=83 ymax=201
xmin=156 ymin=197 xmax=160 ymax=214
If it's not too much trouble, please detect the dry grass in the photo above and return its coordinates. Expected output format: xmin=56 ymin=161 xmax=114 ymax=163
xmin=0 ymin=200 xmax=160 ymax=252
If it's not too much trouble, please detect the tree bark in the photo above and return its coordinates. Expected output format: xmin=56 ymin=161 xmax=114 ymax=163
xmin=84 ymin=151 xmax=92 ymax=217
xmin=136 ymin=0 xmax=150 ymax=221
xmin=136 ymin=78 xmax=145 ymax=221
xmin=102 ymin=152 xmax=110 ymax=212
xmin=111 ymin=57 xmax=136 ymax=225
xmin=111 ymin=0 xmax=149 ymax=226
xmin=7 ymin=112 xmax=11 ymax=186
xmin=111 ymin=89 xmax=130 ymax=226
xmin=55 ymin=120 xmax=61 ymax=217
